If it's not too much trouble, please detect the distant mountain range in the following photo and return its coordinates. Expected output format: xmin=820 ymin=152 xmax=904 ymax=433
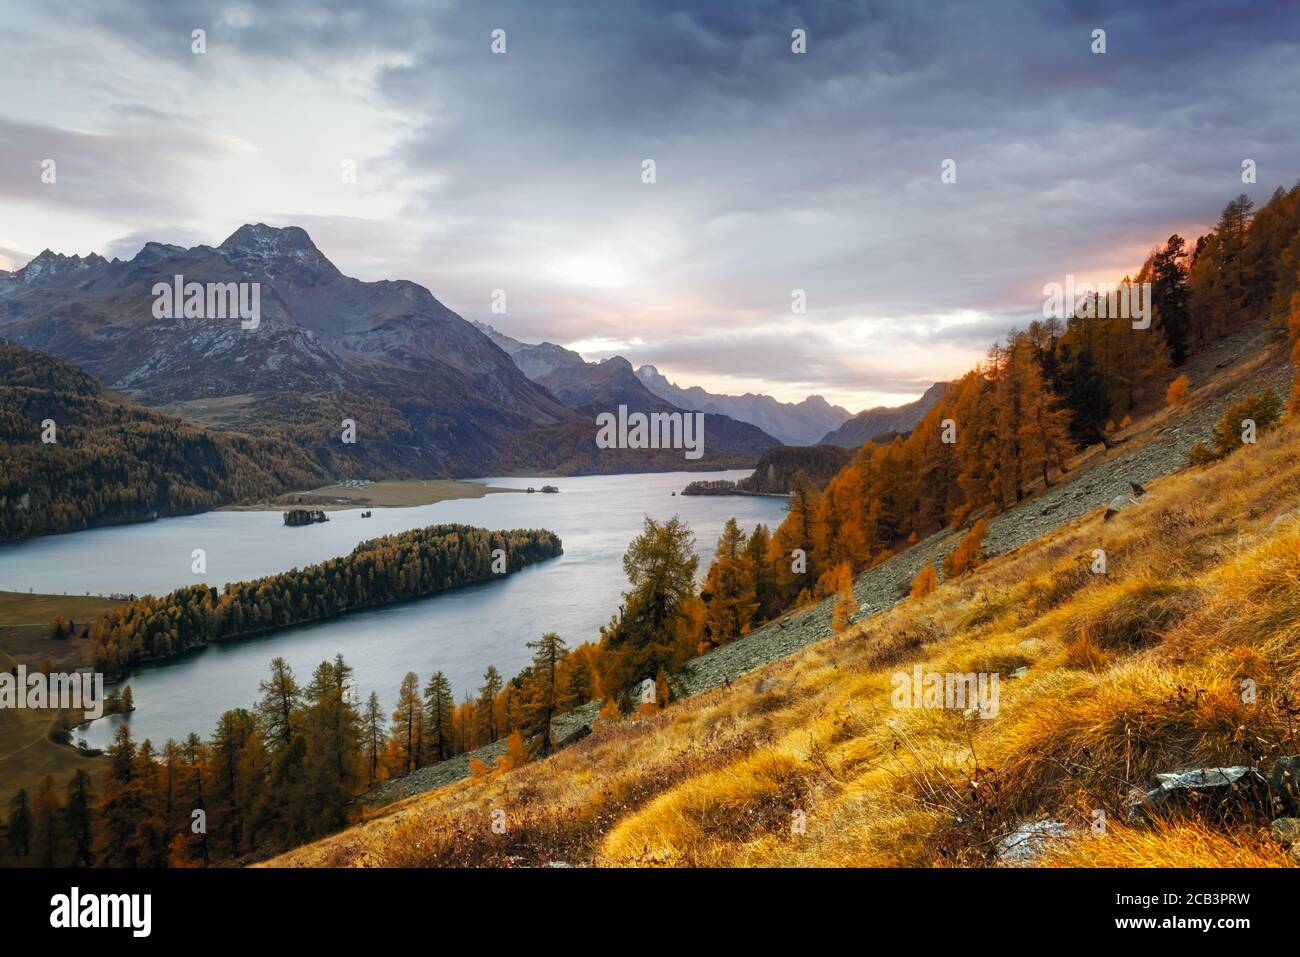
xmin=471 ymin=322 xmax=778 ymax=453
xmin=0 ymin=226 xmax=772 ymax=476
xmin=633 ymin=365 xmax=851 ymax=446
xmin=817 ymin=382 xmax=949 ymax=447
xmin=475 ymin=320 xmax=945 ymax=450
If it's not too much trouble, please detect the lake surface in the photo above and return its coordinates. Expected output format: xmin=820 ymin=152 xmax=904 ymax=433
xmin=0 ymin=471 xmax=786 ymax=749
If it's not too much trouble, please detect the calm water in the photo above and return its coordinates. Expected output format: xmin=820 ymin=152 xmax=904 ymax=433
xmin=0 ymin=472 xmax=786 ymax=749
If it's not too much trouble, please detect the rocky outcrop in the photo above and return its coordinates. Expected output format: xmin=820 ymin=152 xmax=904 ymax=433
xmin=1271 ymin=818 xmax=1300 ymax=861
xmin=362 ymin=701 xmax=602 ymax=808
xmin=552 ymin=722 xmax=592 ymax=750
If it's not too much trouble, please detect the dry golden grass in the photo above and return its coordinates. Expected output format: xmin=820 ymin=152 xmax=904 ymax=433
xmin=1043 ymin=821 xmax=1292 ymax=868
xmin=267 ymin=411 xmax=1300 ymax=870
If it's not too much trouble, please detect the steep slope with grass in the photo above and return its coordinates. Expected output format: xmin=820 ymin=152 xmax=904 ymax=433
xmin=267 ymin=341 xmax=1300 ymax=868
xmin=281 ymin=323 xmax=1291 ymax=816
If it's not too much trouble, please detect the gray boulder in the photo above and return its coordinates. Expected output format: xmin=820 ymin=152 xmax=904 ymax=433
xmin=1127 ymin=766 xmax=1269 ymax=823
xmin=995 ymin=820 xmax=1075 ymax=865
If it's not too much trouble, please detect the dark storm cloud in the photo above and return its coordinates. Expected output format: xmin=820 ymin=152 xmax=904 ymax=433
xmin=27 ymin=1 xmax=1300 ymax=405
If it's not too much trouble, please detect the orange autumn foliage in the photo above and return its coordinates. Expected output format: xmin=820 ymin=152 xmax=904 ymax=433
xmin=910 ymin=563 xmax=939 ymax=599
xmin=1166 ymin=374 xmax=1191 ymax=406
xmin=943 ymin=519 xmax=988 ymax=579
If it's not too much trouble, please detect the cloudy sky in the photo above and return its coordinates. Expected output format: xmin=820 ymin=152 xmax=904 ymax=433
xmin=2 ymin=0 xmax=1298 ymax=411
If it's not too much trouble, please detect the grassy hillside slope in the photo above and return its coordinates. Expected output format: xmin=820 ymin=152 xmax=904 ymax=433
xmin=268 ymin=387 xmax=1300 ymax=868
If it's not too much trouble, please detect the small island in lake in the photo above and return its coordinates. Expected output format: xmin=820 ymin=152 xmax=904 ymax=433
xmin=283 ymin=508 xmax=329 ymax=526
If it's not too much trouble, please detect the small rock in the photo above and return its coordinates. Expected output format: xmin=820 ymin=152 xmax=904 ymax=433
xmin=1010 ymin=666 xmax=1029 ymax=679
xmin=996 ymin=820 xmax=1074 ymax=865
xmin=1268 ymin=755 xmax=1300 ymax=815
xmin=1127 ymin=766 xmax=1269 ymax=823
xmin=756 ymin=678 xmax=787 ymax=694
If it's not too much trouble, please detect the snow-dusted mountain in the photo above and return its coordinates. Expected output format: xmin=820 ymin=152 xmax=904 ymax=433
xmin=634 ymin=364 xmax=852 ymax=446
xmin=472 ymin=321 xmax=779 ymax=453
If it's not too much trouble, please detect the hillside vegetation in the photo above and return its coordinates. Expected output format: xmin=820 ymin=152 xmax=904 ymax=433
xmin=685 ymin=186 xmax=1300 ymax=657
xmin=683 ymin=445 xmax=854 ymax=497
xmin=0 ymin=342 xmax=329 ymax=540
xmin=268 ymin=410 xmax=1300 ymax=867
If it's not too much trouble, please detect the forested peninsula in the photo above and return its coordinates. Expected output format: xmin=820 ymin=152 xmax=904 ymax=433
xmin=88 ymin=524 xmax=563 ymax=675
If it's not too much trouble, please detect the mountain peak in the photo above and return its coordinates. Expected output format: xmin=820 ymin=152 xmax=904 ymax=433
xmin=222 ymin=222 xmax=312 ymax=248
xmin=598 ymin=355 xmax=634 ymax=374
xmin=218 ymin=224 xmax=340 ymax=283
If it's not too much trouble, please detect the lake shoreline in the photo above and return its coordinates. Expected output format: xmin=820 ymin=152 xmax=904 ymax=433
xmin=2 ymin=470 xmax=787 ymax=752
xmin=221 ymin=478 xmax=524 ymax=512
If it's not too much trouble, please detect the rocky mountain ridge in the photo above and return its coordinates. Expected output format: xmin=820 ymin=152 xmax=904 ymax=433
xmin=0 ymin=227 xmax=769 ymax=476
xmin=817 ymin=381 xmax=949 ymax=447
xmin=635 ymin=363 xmax=852 ymax=446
